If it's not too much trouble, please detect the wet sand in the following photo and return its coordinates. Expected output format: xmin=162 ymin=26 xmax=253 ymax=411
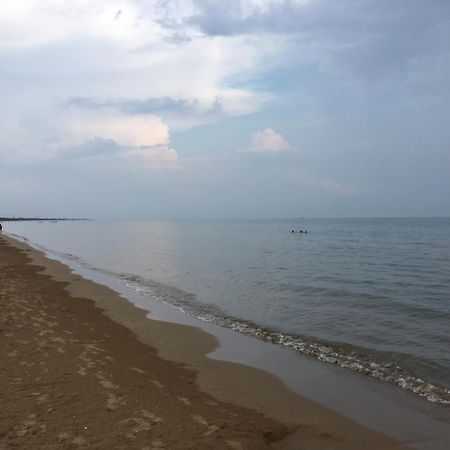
xmin=0 ymin=235 xmax=408 ymax=449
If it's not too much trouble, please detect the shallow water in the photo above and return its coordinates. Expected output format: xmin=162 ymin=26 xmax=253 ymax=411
xmin=6 ymin=217 xmax=450 ymax=404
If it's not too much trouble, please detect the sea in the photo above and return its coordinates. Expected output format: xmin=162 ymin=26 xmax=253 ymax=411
xmin=5 ymin=217 xmax=450 ymax=406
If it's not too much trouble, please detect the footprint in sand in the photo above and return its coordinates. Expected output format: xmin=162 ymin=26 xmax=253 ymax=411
xmin=130 ymin=367 xmax=146 ymax=375
xmin=203 ymin=425 xmax=220 ymax=437
xmin=141 ymin=409 xmax=163 ymax=424
xmin=119 ymin=410 xmax=163 ymax=440
xmin=226 ymin=441 xmax=244 ymax=450
xmin=78 ymin=352 xmax=96 ymax=374
xmin=119 ymin=417 xmax=152 ymax=439
xmin=30 ymin=392 xmax=49 ymax=403
xmin=192 ymin=414 xmax=208 ymax=426
xmin=58 ymin=432 xmax=86 ymax=446
xmin=50 ymin=336 xmax=66 ymax=344
xmin=96 ymin=372 xmax=119 ymax=390
xmin=192 ymin=415 xmax=220 ymax=437
xmin=177 ymin=396 xmax=192 ymax=406
xmin=99 ymin=378 xmax=118 ymax=390
xmin=106 ymin=392 xmax=126 ymax=411
xmin=85 ymin=343 xmax=105 ymax=354
xmin=38 ymin=329 xmax=53 ymax=337
xmin=150 ymin=379 xmax=164 ymax=389
xmin=37 ymin=394 xmax=49 ymax=403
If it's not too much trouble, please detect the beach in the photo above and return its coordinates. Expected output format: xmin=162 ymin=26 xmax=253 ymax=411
xmin=0 ymin=234 xmax=411 ymax=449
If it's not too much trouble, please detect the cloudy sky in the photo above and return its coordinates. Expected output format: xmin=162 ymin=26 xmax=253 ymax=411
xmin=1 ymin=0 xmax=449 ymax=219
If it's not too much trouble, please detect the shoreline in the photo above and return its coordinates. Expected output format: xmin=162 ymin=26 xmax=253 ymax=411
xmin=7 ymin=223 xmax=449 ymax=408
xmin=0 ymin=234 xmax=416 ymax=448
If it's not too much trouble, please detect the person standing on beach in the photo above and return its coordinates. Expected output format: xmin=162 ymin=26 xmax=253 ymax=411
xmin=0 ymin=223 xmax=2 ymax=232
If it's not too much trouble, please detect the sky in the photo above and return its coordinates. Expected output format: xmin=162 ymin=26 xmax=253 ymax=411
xmin=1 ymin=0 xmax=449 ymax=219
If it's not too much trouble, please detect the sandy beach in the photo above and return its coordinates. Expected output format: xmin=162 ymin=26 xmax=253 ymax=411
xmin=0 ymin=234 xmax=409 ymax=449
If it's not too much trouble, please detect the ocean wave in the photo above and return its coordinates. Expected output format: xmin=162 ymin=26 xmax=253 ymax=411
xmin=117 ymin=272 xmax=450 ymax=406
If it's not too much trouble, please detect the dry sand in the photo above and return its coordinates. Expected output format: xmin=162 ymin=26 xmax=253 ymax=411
xmin=0 ymin=235 xmax=409 ymax=449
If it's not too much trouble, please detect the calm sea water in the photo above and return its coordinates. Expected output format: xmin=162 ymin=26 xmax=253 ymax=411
xmin=6 ymin=218 xmax=450 ymax=404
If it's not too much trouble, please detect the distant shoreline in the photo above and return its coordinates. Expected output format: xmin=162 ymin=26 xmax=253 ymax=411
xmin=0 ymin=217 xmax=90 ymax=222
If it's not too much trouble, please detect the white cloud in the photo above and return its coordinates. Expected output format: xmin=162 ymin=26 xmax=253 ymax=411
xmin=65 ymin=110 xmax=169 ymax=148
xmin=0 ymin=0 xmax=159 ymax=49
xmin=0 ymin=0 xmax=279 ymax=169
xmin=0 ymin=1 xmax=275 ymax=114
xmin=0 ymin=106 xmax=177 ymax=167
xmin=245 ymin=128 xmax=292 ymax=152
